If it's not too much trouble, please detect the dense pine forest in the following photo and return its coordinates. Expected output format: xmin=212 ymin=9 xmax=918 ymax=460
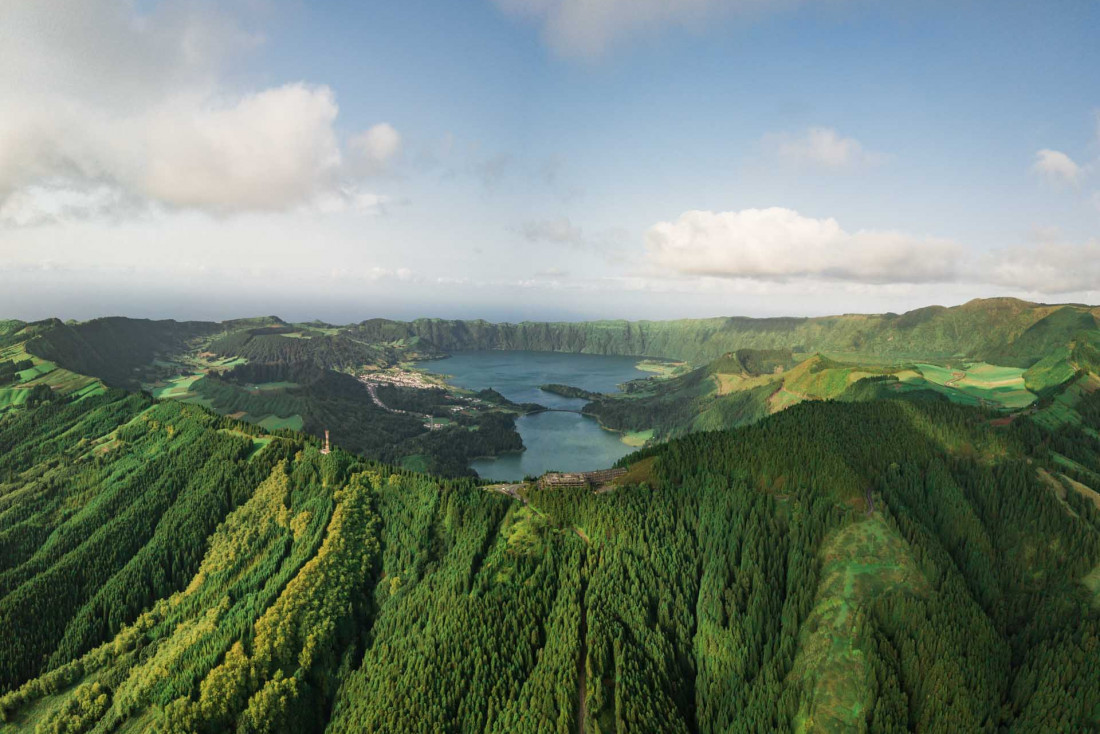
xmin=2 ymin=375 xmax=1100 ymax=730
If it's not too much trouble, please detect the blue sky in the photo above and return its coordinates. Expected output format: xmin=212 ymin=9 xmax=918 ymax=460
xmin=1 ymin=0 xmax=1098 ymax=322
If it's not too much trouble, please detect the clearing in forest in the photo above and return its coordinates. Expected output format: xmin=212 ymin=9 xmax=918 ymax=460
xmin=790 ymin=517 xmax=927 ymax=734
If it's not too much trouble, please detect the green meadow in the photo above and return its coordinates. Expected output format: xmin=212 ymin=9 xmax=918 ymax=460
xmin=907 ymin=362 xmax=1035 ymax=409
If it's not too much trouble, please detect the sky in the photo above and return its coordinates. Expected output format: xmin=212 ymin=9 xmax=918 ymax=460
xmin=1 ymin=0 xmax=1099 ymax=323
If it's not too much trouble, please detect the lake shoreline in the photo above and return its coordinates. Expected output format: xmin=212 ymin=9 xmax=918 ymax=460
xmin=417 ymin=350 xmax=647 ymax=480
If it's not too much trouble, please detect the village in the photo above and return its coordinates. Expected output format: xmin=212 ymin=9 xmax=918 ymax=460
xmin=356 ymin=367 xmax=441 ymax=391
xmin=357 ymin=367 xmax=493 ymax=430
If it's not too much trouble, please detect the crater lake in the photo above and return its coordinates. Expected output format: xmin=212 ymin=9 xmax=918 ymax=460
xmin=417 ymin=351 xmax=646 ymax=480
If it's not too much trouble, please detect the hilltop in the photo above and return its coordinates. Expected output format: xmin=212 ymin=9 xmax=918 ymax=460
xmin=2 ymin=298 xmax=1098 ymax=466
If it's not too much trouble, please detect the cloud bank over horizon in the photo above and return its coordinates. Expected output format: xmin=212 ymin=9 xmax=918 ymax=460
xmin=645 ymin=207 xmax=1100 ymax=294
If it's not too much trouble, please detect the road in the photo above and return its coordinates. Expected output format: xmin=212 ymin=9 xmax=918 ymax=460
xmin=491 ymin=484 xmax=529 ymax=503
xmin=944 ymin=371 xmax=966 ymax=389
xmin=363 ymin=381 xmax=406 ymax=414
xmin=363 ymin=380 xmax=442 ymax=429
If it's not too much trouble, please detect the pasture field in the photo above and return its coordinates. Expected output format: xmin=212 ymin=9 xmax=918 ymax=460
xmin=0 ymin=341 xmax=105 ymax=407
xmin=764 ymin=358 xmax=881 ymax=414
xmin=1032 ymin=373 xmax=1100 ymax=431
xmin=908 ymin=362 xmax=1036 ymax=409
xmin=713 ymin=371 xmax=775 ymax=396
xmin=1023 ymin=348 xmax=1077 ymax=393
xmin=148 ymin=374 xmax=203 ymax=400
xmin=769 ymin=388 xmax=805 ymax=413
xmin=621 ymin=429 xmax=653 ymax=447
xmin=0 ymin=388 xmax=31 ymax=409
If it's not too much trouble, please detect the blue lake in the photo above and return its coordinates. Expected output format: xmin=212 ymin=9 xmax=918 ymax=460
xmin=417 ymin=351 xmax=646 ymax=480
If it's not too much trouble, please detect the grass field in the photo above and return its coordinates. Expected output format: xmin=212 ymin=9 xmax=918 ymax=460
xmin=1033 ymin=373 xmax=1100 ymax=430
xmin=905 ymin=362 xmax=1036 ymax=409
xmin=713 ymin=372 xmax=775 ymax=396
xmin=0 ymin=341 xmax=105 ymax=409
xmin=621 ymin=429 xmax=653 ymax=447
xmin=0 ymin=388 xmax=32 ymax=409
xmin=149 ymin=374 xmax=204 ymax=399
xmin=635 ymin=359 xmax=688 ymax=378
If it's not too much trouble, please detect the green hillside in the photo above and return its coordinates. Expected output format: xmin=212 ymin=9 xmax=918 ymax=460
xmin=347 ymin=298 xmax=1100 ymax=364
xmin=1 ymin=359 xmax=1100 ymax=730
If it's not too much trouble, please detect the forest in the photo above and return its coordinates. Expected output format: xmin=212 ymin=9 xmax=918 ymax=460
xmin=1 ymin=369 xmax=1098 ymax=731
xmin=1 ymin=300 xmax=1100 ymax=731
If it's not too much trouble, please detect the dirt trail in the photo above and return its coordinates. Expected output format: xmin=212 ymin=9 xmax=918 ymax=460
xmin=944 ymin=371 xmax=966 ymax=388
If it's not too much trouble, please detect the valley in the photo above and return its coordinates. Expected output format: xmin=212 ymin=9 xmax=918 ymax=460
xmin=1 ymin=298 xmax=1100 ymax=731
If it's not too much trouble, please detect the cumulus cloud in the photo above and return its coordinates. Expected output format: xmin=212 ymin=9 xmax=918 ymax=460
xmin=644 ymin=206 xmax=1100 ymax=296
xmin=492 ymin=0 xmax=791 ymax=58
xmin=348 ymin=123 xmax=403 ymax=175
xmin=768 ymin=127 xmax=885 ymax=169
xmin=0 ymin=0 xmax=396 ymax=222
xmin=645 ymin=208 xmax=957 ymax=284
xmin=1032 ymin=149 xmax=1081 ymax=185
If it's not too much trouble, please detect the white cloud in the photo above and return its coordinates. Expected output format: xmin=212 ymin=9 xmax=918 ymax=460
xmin=0 ymin=1 xmax=396 ymax=220
xmin=139 ymin=84 xmax=343 ymax=212
xmin=492 ymin=0 xmax=789 ymax=58
xmin=0 ymin=184 xmax=138 ymax=227
xmin=348 ymin=123 xmax=403 ymax=175
xmin=984 ymin=239 xmax=1100 ymax=293
xmin=644 ymin=206 xmax=1100 ymax=296
xmin=1032 ymin=149 xmax=1081 ymax=185
xmin=769 ymin=127 xmax=885 ymax=169
xmin=645 ymin=208 xmax=957 ymax=284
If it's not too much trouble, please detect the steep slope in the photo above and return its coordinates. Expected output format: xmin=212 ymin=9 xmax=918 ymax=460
xmin=21 ymin=318 xmax=218 ymax=388
xmin=349 ymin=298 xmax=1092 ymax=364
xmin=2 ymin=383 xmax=1100 ymax=731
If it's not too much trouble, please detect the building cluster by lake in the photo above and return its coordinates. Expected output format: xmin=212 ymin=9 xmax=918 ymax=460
xmin=358 ymin=369 xmax=439 ymax=390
